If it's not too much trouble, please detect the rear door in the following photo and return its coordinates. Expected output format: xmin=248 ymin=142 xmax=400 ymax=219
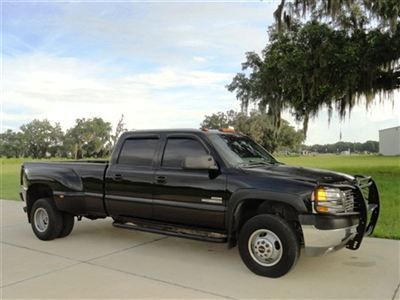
xmin=105 ymin=134 xmax=160 ymax=219
xmin=152 ymin=134 xmax=227 ymax=229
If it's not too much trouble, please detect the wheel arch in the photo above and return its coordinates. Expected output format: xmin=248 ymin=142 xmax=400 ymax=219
xmin=226 ymin=189 xmax=308 ymax=248
xmin=26 ymin=183 xmax=54 ymax=222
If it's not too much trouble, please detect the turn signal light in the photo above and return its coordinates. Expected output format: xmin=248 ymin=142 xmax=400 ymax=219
xmin=314 ymin=188 xmax=327 ymax=201
xmin=316 ymin=205 xmax=329 ymax=213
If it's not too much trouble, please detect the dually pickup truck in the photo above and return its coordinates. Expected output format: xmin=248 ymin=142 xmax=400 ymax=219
xmin=20 ymin=129 xmax=380 ymax=277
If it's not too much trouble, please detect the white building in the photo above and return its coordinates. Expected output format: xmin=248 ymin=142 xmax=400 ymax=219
xmin=379 ymin=126 xmax=400 ymax=156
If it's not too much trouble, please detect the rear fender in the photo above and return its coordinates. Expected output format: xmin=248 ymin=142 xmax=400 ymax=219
xmin=23 ymin=166 xmax=84 ymax=215
xmin=24 ymin=166 xmax=83 ymax=191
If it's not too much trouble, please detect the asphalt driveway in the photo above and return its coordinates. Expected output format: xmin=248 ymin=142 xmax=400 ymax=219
xmin=1 ymin=199 xmax=399 ymax=299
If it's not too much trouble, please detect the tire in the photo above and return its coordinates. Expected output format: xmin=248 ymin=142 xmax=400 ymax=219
xmin=58 ymin=213 xmax=75 ymax=238
xmin=30 ymin=198 xmax=64 ymax=241
xmin=238 ymin=214 xmax=300 ymax=278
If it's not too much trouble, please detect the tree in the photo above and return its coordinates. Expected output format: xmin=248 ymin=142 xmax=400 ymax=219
xmin=0 ymin=130 xmax=24 ymax=158
xmin=200 ymin=110 xmax=239 ymax=129
xmin=20 ymin=119 xmax=63 ymax=158
xmin=110 ymin=114 xmax=127 ymax=150
xmin=200 ymin=110 xmax=304 ymax=152
xmin=277 ymin=120 xmax=305 ymax=152
xmin=228 ymin=20 xmax=400 ymax=138
xmin=274 ymin=0 xmax=400 ymax=33
xmin=65 ymin=118 xmax=112 ymax=159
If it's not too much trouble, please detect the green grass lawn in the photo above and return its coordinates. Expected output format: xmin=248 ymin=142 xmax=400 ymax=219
xmin=1 ymin=158 xmax=24 ymax=201
xmin=1 ymin=155 xmax=399 ymax=239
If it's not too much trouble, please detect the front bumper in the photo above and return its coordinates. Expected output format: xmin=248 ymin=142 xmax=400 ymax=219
xmin=300 ymin=176 xmax=380 ymax=256
xmin=301 ymin=226 xmax=358 ymax=256
xmin=300 ymin=214 xmax=359 ymax=256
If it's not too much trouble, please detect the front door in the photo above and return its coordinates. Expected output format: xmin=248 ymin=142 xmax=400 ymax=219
xmin=153 ymin=134 xmax=227 ymax=229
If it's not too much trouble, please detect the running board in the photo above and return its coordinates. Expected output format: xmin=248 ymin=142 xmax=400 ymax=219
xmin=112 ymin=221 xmax=227 ymax=243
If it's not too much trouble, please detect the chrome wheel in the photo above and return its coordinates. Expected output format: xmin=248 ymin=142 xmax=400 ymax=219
xmin=248 ymin=229 xmax=283 ymax=267
xmin=34 ymin=207 xmax=49 ymax=233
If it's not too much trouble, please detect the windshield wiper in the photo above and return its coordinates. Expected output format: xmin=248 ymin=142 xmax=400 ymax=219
xmin=249 ymin=161 xmax=270 ymax=165
xmin=239 ymin=160 xmax=274 ymax=167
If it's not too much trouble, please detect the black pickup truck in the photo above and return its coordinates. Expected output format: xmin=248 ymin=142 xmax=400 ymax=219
xmin=20 ymin=129 xmax=380 ymax=277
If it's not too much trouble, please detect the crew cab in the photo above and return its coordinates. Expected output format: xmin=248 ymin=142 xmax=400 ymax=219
xmin=20 ymin=129 xmax=380 ymax=277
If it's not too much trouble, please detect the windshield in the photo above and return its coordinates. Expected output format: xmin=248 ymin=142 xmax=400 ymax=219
xmin=208 ymin=133 xmax=278 ymax=167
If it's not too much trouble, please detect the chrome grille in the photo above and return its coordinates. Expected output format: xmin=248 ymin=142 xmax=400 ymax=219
xmin=342 ymin=189 xmax=355 ymax=213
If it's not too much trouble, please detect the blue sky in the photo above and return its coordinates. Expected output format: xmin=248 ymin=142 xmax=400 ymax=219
xmin=2 ymin=1 xmax=399 ymax=144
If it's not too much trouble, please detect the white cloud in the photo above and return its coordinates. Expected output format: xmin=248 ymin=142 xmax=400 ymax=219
xmin=51 ymin=2 xmax=274 ymax=65
xmin=193 ymin=56 xmax=207 ymax=63
xmin=128 ymin=68 xmax=231 ymax=89
xmin=2 ymin=53 xmax=239 ymax=132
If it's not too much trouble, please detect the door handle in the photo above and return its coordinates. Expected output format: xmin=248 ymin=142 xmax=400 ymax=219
xmin=156 ymin=176 xmax=167 ymax=184
xmin=114 ymin=174 xmax=123 ymax=181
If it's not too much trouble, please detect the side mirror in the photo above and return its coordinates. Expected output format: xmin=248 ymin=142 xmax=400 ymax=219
xmin=183 ymin=155 xmax=218 ymax=170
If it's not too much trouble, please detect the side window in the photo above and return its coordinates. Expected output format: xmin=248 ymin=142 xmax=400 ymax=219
xmin=162 ymin=138 xmax=207 ymax=168
xmin=118 ymin=138 xmax=159 ymax=167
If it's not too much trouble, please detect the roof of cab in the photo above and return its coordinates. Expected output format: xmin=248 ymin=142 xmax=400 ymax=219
xmin=124 ymin=128 xmax=202 ymax=134
xmin=121 ymin=128 xmax=243 ymax=136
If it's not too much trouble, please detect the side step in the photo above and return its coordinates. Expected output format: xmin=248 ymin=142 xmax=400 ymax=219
xmin=112 ymin=220 xmax=227 ymax=243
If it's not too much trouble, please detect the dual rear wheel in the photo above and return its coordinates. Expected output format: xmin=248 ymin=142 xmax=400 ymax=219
xmin=30 ymin=198 xmax=75 ymax=241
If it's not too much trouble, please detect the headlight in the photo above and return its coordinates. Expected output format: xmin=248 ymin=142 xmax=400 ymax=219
xmin=312 ymin=187 xmax=353 ymax=214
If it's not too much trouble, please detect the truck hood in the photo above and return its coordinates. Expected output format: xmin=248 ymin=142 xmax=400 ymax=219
xmin=240 ymin=163 xmax=354 ymax=184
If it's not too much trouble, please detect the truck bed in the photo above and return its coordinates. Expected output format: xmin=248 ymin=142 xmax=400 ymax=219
xmin=22 ymin=160 xmax=109 ymax=216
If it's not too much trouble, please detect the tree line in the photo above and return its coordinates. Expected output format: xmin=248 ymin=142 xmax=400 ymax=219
xmin=0 ymin=116 xmax=126 ymax=159
xmin=1 ymin=112 xmax=379 ymax=158
xmin=304 ymin=141 xmax=379 ymax=154
xmin=200 ymin=110 xmax=304 ymax=153
xmin=1 ymin=111 xmax=302 ymax=158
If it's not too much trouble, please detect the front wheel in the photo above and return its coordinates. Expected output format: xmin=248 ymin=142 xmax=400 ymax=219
xmin=238 ymin=214 xmax=300 ymax=278
xmin=30 ymin=198 xmax=64 ymax=241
